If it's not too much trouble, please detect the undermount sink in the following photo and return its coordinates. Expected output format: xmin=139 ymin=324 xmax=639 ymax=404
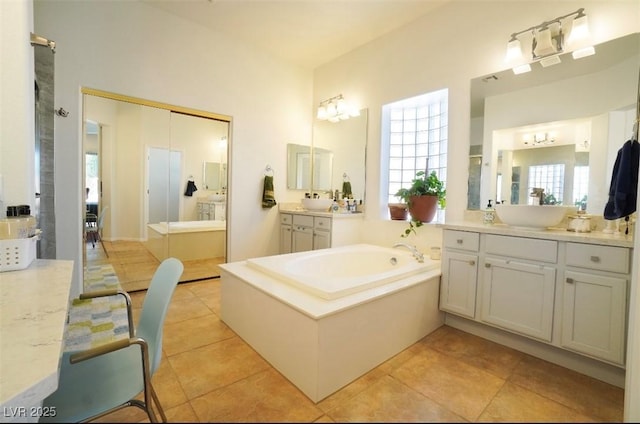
xmin=301 ymin=198 xmax=333 ymax=211
xmin=495 ymin=204 xmax=577 ymax=230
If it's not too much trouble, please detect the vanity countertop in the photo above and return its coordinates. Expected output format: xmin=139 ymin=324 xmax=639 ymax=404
xmin=442 ymin=221 xmax=633 ymax=248
xmin=279 ymin=205 xmax=364 ymax=220
xmin=0 ymin=259 xmax=73 ymax=420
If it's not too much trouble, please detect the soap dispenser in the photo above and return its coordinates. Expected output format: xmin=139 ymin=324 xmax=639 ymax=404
xmin=483 ymin=200 xmax=495 ymax=225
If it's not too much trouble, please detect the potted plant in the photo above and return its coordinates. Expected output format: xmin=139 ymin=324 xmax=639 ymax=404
xmin=394 ymin=170 xmax=446 ymax=237
xmin=388 ymin=201 xmax=409 ymax=220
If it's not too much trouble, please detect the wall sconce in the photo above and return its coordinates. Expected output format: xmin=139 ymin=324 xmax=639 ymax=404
xmin=316 ymin=94 xmax=360 ymax=122
xmin=505 ymin=8 xmax=594 ymax=75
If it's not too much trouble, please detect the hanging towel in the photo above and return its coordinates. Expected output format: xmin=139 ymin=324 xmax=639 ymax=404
xmin=262 ymin=175 xmax=277 ymax=208
xmin=184 ymin=180 xmax=198 ymax=197
xmin=604 ymin=139 xmax=639 ymax=220
xmin=342 ymin=181 xmax=353 ymax=198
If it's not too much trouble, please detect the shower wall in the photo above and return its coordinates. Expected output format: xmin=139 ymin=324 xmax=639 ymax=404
xmin=34 ymin=43 xmax=55 ymax=258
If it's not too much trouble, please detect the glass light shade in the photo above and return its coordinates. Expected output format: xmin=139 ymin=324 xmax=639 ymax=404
xmin=533 ymin=28 xmax=556 ymax=57
xmin=505 ymin=39 xmax=523 ymax=62
xmin=512 ymin=63 xmax=531 ymax=75
xmin=336 ymin=98 xmax=347 ymax=115
xmin=326 ymin=102 xmax=337 ymax=118
xmin=316 ymin=105 xmax=327 ymax=120
xmin=567 ymin=15 xmax=589 ymax=45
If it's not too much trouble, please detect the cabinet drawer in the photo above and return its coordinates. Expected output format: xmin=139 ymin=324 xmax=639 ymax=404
xmin=485 ymin=234 xmax=557 ymax=263
xmin=292 ymin=214 xmax=314 ymax=227
xmin=443 ymin=230 xmax=479 ymax=252
xmin=566 ymin=243 xmax=630 ymax=274
xmin=314 ymin=216 xmax=331 ymax=231
xmin=280 ymin=213 xmax=292 ymax=225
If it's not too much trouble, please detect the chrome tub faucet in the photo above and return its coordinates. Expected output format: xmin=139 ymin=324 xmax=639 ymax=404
xmin=393 ymin=242 xmax=425 ymax=263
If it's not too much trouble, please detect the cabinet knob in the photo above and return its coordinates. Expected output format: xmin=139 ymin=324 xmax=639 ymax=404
xmin=590 ymin=256 xmax=601 ymax=263
xmin=469 ymin=260 xmax=476 ymax=266
xmin=456 ymin=239 xmax=463 ymax=244
xmin=566 ymin=277 xmax=574 ymax=284
xmin=485 ymin=263 xmax=491 ymax=268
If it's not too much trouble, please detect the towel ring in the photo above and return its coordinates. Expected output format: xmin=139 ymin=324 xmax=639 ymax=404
xmin=343 ymin=172 xmax=350 ymax=182
xmin=265 ymin=165 xmax=274 ymax=176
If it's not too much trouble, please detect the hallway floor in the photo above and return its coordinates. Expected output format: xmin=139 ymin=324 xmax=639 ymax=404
xmin=84 ymin=242 xmax=624 ymax=422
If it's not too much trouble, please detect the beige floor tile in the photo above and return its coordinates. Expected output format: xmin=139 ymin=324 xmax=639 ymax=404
xmin=326 ymin=374 xmax=466 ymax=423
xmin=165 ymin=294 xmax=215 ymax=325
xmin=509 ymin=355 xmax=624 ymax=422
xmin=478 ymin=381 xmax=596 ymax=422
xmin=317 ymin=367 xmax=388 ymax=413
xmin=392 ymin=346 xmax=506 ymax=421
xmin=152 ymin=355 xmax=189 ymax=409
xmin=190 ymin=368 xmax=323 ymax=422
xmin=165 ymin=401 xmax=200 ymax=423
xmin=421 ymin=325 xmax=526 ymax=379
xmin=163 ymin=313 xmax=235 ymax=356
xmin=169 ymin=336 xmax=270 ymax=400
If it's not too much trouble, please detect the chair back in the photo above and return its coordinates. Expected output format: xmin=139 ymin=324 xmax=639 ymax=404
xmin=97 ymin=206 xmax=109 ymax=230
xmin=136 ymin=257 xmax=184 ymax=373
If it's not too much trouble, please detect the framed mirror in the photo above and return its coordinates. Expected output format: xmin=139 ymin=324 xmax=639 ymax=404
xmin=203 ymin=161 xmax=222 ymax=191
xmin=468 ymin=33 xmax=639 ymax=214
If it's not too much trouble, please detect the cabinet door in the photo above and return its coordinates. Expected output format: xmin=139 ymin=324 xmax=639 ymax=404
xmin=561 ymin=270 xmax=627 ymax=365
xmin=440 ymin=250 xmax=478 ymax=318
xmin=313 ymin=230 xmax=331 ymax=250
xmin=292 ymin=226 xmax=313 ymax=253
xmin=280 ymin=225 xmax=292 ymax=254
xmin=481 ymin=257 xmax=556 ymax=342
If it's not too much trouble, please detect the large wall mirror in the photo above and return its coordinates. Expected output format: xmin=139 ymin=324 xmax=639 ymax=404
xmin=82 ymin=88 xmax=231 ymax=292
xmin=287 ymin=109 xmax=368 ymax=200
xmin=468 ymin=33 xmax=639 ymax=215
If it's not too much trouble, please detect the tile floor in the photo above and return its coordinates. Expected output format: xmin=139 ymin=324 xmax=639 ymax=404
xmin=84 ymin=242 xmax=625 ymax=423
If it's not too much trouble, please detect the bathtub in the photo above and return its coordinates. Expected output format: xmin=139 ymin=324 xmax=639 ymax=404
xmin=220 ymin=243 xmax=443 ymax=403
xmin=144 ymin=220 xmax=226 ymax=262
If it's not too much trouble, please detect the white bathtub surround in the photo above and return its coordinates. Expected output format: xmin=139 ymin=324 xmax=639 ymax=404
xmin=220 ymin=244 xmax=443 ymax=403
xmin=144 ymin=220 xmax=226 ymax=262
xmin=0 ymin=260 xmax=73 ymax=423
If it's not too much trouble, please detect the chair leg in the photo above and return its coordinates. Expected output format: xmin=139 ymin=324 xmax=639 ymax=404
xmin=97 ymin=232 xmax=109 ymax=258
xmin=149 ymin=383 xmax=167 ymax=423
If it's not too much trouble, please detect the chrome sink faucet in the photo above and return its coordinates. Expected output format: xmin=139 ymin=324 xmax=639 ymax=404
xmin=393 ymin=242 xmax=424 ymax=263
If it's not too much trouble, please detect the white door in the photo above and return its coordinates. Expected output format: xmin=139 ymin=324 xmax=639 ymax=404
xmin=148 ymin=147 xmax=181 ymax=224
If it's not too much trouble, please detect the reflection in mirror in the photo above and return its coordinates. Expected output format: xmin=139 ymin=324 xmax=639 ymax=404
xmin=82 ymin=89 xmax=230 ymax=292
xmin=313 ymin=109 xmax=368 ymax=200
xmin=468 ymin=33 xmax=639 ymax=215
xmin=203 ymin=162 xmax=222 ymax=191
xmin=312 ymin=147 xmax=333 ymax=192
xmin=287 ymin=143 xmax=312 ymax=190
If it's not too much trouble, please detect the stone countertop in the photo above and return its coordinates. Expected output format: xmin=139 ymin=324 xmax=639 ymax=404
xmin=0 ymin=259 xmax=73 ymax=421
xmin=279 ymin=204 xmax=364 ymax=219
xmin=442 ymin=221 xmax=634 ymax=248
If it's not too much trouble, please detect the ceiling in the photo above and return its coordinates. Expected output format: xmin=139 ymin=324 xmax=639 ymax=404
xmin=140 ymin=0 xmax=450 ymax=69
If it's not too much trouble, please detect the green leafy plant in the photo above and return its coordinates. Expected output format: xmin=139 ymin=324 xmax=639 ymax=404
xmin=394 ymin=170 xmax=446 ymax=237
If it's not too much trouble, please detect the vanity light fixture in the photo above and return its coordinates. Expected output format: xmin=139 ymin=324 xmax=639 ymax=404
xmin=524 ymin=132 xmax=556 ymax=146
xmin=317 ymin=94 xmax=360 ymax=122
xmin=505 ymin=8 xmax=594 ymax=75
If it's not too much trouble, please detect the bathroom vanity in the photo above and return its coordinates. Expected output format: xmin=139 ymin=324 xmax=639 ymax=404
xmin=279 ymin=208 xmax=363 ymax=254
xmin=440 ymin=222 xmax=632 ymax=387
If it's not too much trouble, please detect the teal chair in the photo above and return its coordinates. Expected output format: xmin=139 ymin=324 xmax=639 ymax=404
xmin=41 ymin=257 xmax=184 ymax=423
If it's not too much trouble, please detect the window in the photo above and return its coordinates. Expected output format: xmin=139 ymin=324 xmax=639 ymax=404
xmin=85 ymin=153 xmax=99 ymax=204
xmin=528 ymin=164 xmax=564 ymax=205
xmin=383 ymin=89 xmax=448 ymax=222
xmin=573 ymin=165 xmax=589 ymax=209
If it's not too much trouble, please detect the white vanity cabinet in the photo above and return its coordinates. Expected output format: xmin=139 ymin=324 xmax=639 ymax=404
xmin=280 ymin=213 xmax=293 ymax=254
xmin=480 ymin=235 xmax=558 ymax=342
xmin=313 ymin=216 xmax=332 ymax=250
xmin=561 ymin=243 xmax=630 ymax=365
xmin=279 ymin=211 xmax=362 ymax=254
xmin=197 ymin=199 xmax=225 ymax=220
xmin=440 ymin=230 xmax=479 ymax=318
xmin=292 ymin=214 xmax=314 ymax=253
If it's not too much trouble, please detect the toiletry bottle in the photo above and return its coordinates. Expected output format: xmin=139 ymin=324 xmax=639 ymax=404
xmin=483 ymin=200 xmax=495 ymax=225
